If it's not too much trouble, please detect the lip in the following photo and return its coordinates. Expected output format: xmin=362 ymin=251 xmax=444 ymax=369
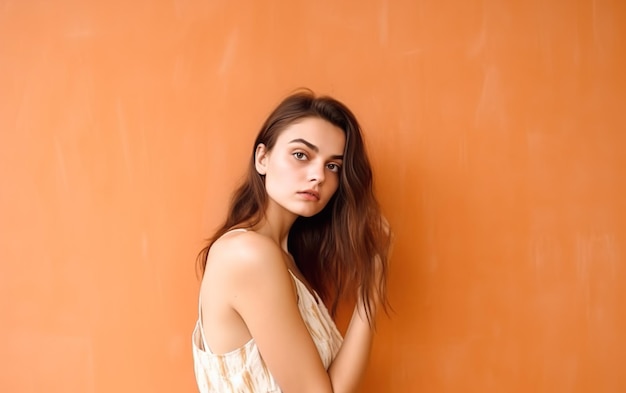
xmin=298 ymin=189 xmax=320 ymax=201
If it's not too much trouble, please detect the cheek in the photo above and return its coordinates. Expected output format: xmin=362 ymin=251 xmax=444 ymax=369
xmin=270 ymin=154 xmax=295 ymax=172
xmin=327 ymin=175 xmax=340 ymax=195
xmin=265 ymin=158 xmax=297 ymax=190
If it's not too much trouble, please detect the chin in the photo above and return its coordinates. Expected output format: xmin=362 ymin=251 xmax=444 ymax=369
xmin=291 ymin=206 xmax=324 ymax=218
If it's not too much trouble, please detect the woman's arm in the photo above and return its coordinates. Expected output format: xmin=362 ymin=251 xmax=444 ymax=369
xmin=326 ymin=296 xmax=379 ymax=392
xmin=213 ymin=231 xmax=384 ymax=393
xmin=215 ymin=232 xmax=334 ymax=393
xmin=326 ymin=253 xmax=384 ymax=393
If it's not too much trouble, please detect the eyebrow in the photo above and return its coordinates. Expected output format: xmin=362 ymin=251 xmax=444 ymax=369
xmin=288 ymin=138 xmax=343 ymax=160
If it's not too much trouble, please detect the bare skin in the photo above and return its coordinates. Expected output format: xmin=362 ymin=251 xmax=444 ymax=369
xmin=199 ymin=117 xmax=380 ymax=393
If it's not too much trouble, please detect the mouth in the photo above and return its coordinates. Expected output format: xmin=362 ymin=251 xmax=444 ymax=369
xmin=298 ymin=190 xmax=320 ymax=201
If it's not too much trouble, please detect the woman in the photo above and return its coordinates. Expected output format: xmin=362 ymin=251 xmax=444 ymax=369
xmin=192 ymin=89 xmax=391 ymax=393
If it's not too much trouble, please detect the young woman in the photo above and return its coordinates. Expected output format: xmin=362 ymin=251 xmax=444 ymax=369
xmin=192 ymin=89 xmax=391 ymax=393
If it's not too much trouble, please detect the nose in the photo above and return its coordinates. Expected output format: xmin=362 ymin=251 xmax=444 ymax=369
xmin=308 ymin=162 xmax=325 ymax=184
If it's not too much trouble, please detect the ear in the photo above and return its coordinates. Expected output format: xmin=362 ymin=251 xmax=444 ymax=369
xmin=255 ymin=143 xmax=269 ymax=175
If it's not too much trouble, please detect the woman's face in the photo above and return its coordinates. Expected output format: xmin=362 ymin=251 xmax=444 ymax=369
xmin=255 ymin=117 xmax=346 ymax=219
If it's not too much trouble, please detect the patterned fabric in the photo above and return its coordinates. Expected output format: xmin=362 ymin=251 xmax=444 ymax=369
xmin=192 ymin=270 xmax=343 ymax=393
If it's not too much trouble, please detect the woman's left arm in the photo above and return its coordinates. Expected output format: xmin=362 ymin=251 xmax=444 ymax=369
xmin=326 ymin=251 xmax=385 ymax=393
xmin=326 ymin=296 xmax=378 ymax=392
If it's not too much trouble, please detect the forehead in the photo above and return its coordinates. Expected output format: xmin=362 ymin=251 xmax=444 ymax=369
xmin=276 ymin=117 xmax=346 ymax=153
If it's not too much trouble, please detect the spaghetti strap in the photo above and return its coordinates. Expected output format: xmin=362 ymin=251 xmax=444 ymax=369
xmin=225 ymin=228 xmax=248 ymax=235
xmin=197 ymin=296 xmax=209 ymax=352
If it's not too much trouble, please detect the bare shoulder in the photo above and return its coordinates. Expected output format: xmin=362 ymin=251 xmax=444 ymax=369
xmin=205 ymin=231 xmax=292 ymax=290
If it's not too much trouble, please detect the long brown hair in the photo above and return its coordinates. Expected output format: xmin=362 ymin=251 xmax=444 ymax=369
xmin=197 ymin=89 xmax=391 ymax=323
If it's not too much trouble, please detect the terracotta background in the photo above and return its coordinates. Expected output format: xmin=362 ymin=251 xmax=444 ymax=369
xmin=1 ymin=0 xmax=625 ymax=392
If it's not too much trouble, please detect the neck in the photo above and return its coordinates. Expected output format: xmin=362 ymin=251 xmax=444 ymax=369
xmin=254 ymin=200 xmax=297 ymax=252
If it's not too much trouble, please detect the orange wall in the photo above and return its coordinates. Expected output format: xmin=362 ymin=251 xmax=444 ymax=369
xmin=1 ymin=1 xmax=625 ymax=392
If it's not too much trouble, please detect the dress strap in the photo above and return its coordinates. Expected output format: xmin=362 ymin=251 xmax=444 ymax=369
xmin=287 ymin=269 xmax=320 ymax=305
xmin=197 ymin=296 xmax=210 ymax=351
xmin=225 ymin=227 xmax=248 ymax=235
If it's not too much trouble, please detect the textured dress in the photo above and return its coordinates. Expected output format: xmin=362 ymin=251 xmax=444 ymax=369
xmin=192 ymin=265 xmax=343 ymax=393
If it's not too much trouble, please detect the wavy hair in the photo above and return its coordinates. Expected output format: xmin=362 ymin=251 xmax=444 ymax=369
xmin=197 ymin=89 xmax=391 ymax=323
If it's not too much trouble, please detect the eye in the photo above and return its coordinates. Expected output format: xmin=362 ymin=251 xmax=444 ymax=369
xmin=326 ymin=163 xmax=341 ymax=173
xmin=293 ymin=151 xmax=307 ymax=160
